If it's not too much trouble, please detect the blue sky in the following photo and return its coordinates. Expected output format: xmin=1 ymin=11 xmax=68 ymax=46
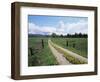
xmin=28 ymin=15 xmax=88 ymax=35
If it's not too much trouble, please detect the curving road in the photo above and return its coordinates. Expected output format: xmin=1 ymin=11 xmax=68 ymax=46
xmin=48 ymin=39 xmax=72 ymax=65
xmin=48 ymin=39 xmax=88 ymax=64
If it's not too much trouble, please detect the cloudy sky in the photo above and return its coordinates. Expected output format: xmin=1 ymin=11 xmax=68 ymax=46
xmin=28 ymin=15 xmax=88 ymax=35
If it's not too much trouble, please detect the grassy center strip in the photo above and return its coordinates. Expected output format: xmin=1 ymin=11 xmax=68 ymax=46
xmin=49 ymin=39 xmax=87 ymax=64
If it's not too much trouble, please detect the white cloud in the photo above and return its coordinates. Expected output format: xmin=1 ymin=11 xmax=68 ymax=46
xmin=28 ymin=20 xmax=88 ymax=35
xmin=65 ymin=20 xmax=88 ymax=34
xmin=55 ymin=20 xmax=88 ymax=35
xmin=28 ymin=23 xmax=56 ymax=35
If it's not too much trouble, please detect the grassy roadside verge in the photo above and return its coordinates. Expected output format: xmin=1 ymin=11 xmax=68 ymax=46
xmin=49 ymin=39 xmax=87 ymax=64
xmin=28 ymin=37 xmax=58 ymax=66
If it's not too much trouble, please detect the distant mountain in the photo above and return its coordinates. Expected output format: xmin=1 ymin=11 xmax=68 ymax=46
xmin=28 ymin=34 xmax=49 ymax=37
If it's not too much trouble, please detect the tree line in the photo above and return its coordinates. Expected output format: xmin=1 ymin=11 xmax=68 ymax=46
xmin=28 ymin=32 xmax=88 ymax=38
xmin=51 ymin=33 xmax=87 ymax=38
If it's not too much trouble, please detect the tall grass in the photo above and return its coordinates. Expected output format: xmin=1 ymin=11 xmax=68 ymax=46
xmin=28 ymin=37 xmax=58 ymax=66
xmin=51 ymin=38 xmax=88 ymax=58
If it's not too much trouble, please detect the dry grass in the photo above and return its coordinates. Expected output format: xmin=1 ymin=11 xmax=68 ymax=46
xmin=49 ymin=40 xmax=87 ymax=64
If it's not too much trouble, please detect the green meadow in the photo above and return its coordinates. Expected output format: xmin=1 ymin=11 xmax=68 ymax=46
xmin=28 ymin=37 xmax=58 ymax=66
xmin=28 ymin=37 xmax=88 ymax=66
